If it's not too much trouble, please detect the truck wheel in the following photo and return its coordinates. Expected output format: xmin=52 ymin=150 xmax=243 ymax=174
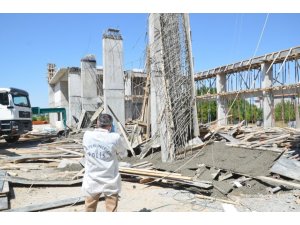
xmin=5 ymin=136 xmax=20 ymax=143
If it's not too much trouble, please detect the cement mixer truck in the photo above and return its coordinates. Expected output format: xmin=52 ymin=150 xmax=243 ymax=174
xmin=0 ymin=87 xmax=32 ymax=143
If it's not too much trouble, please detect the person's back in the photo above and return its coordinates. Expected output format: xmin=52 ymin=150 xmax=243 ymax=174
xmin=81 ymin=114 xmax=127 ymax=212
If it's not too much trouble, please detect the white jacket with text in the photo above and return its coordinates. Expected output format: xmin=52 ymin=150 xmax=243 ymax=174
xmin=82 ymin=128 xmax=127 ymax=197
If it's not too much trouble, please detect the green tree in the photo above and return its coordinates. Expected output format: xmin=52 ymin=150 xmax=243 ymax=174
xmin=197 ymin=98 xmax=262 ymax=124
xmin=197 ymin=100 xmax=217 ymax=123
xmin=275 ymin=101 xmax=296 ymax=122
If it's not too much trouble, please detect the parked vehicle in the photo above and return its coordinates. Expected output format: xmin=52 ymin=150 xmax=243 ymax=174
xmin=0 ymin=87 xmax=32 ymax=143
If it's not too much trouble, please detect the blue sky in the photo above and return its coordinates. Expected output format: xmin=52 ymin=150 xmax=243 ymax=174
xmin=0 ymin=13 xmax=299 ymax=107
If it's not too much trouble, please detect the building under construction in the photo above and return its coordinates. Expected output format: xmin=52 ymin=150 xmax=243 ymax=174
xmin=1 ymin=13 xmax=300 ymax=213
xmin=47 ymin=14 xmax=300 ymax=162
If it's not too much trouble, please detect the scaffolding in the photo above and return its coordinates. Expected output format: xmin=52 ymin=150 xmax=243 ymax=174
xmin=195 ymin=46 xmax=300 ymax=126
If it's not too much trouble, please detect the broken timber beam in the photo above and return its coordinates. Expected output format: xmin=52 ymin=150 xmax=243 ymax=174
xmin=4 ymin=176 xmax=82 ymax=186
xmin=6 ymin=196 xmax=85 ymax=212
xmin=88 ymin=105 xmax=104 ymax=127
xmin=119 ymin=167 xmax=212 ymax=189
xmin=255 ymin=176 xmax=300 ymax=189
xmin=116 ymin=122 xmax=136 ymax=156
xmin=5 ymin=154 xmax=81 ymax=163
xmin=250 ymin=134 xmax=290 ymax=148
xmin=55 ymin=147 xmax=84 ymax=157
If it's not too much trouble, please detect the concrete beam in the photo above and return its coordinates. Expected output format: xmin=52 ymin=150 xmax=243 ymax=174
xmin=195 ymin=46 xmax=300 ymax=81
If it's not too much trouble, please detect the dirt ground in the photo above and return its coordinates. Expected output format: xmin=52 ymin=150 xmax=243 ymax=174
xmin=7 ymin=181 xmax=300 ymax=212
xmin=1 ymin=138 xmax=300 ymax=212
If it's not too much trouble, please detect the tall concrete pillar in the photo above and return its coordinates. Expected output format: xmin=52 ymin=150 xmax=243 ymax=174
xmin=183 ymin=13 xmax=200 ymax=137
xmin=261 ymin=62 xmax=274 ymax=128
xmin=81 ymin=55 xmax=98 ymax=112
xmin=149 ymin=13 xmax=162 ymax=137
xmin=68 ymin=67 xmax=81 ymax=127
xmin=103 ymin=29 xmax=125 ymax=127
xmin=295 ymin=97 xmax=300 ymax=128
xmin=48 ymin=84 xmax=56 ymax=127
xmin=216 ymin=73 xmax=227 ymax=126
xmin=124 ymin=71 xmax=133 ymax=121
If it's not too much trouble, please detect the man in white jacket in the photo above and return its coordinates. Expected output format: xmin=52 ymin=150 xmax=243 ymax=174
xmin=82 ymin=113 xmax=128 ymax=212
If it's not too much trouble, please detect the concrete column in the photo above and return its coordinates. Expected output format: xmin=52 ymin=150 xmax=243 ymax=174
xmin=81 ymin=55 xmax=98 ymax=112
xmin=261 ymin=62 xmax=274 ymax=128
xmin=103 ymin=29 xmax=125 ymax=127
xmin=124 ymin=71 xmax=132 ymax=121
xmin=216 ymin=73 xmax=227 ymax=126
xmin=295 ymin=97 xmax=300 ymax=128
xmin=149 ymin=13 xmax=162 ymax=137
xmin=48 ymin=84 xmax=56 ymax=127
xmin=183 ymin=13 xmax=199 ymax=137
xmin=68 ymin=67 xmax=81 ymax=127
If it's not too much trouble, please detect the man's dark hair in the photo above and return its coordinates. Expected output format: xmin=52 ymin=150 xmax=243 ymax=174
xmin=98 ymin=113 xmax=113 ymax=128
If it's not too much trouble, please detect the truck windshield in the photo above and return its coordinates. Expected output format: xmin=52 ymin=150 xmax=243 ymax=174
xmin=0 ymin=92 xmax=9 ymax=105
xmin=12 ymin=94 xmax=30 ymax=107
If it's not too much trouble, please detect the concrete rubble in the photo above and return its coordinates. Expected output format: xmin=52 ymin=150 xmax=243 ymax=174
xmin=0 ymin=121 xmax=300 ymax=212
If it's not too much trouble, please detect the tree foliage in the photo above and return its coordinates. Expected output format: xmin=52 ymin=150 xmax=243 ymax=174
xmin=197 ymin=88 xmax=262 ymax=124
xmin=32 ymin=114 xmax=49 ymax=121
xmin=275 ymin=101 xmax=296 ymax=122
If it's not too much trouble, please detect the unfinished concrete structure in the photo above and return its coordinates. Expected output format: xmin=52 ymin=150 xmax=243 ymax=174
xmin=149 ymin=13 xmax=199 ymax=162
xmin=124 ymin=70 xmax=147 ymax=120
xmin=195 ymin=46 xmax=300 ymax=128
xmin=103 ymin=29 xmax=125 ymax=126
xmin=48 ymin=63 xmax=145 ymax=129
xmin=80 ymin=55 xmax=99 ymax=113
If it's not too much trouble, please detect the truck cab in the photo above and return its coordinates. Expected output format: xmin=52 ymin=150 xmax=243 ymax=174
xmin=0 ymin=87 xmax=32 ymax=143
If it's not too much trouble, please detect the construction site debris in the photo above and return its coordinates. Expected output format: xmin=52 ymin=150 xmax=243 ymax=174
xmin=5 ymin=196 xmax=84 ymax=212
xmin=1 ymin=120 xmax=300 ymax=212
xmin=270 ymin=157 xmax=300 ymax=181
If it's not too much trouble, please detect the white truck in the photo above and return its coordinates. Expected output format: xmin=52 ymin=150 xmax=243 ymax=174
xmin=0 ymin=87 xmax=32 ymax=143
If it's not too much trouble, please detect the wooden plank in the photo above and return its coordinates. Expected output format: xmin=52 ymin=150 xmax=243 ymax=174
xmin=76 ymin=109 xmax=86 ymax=130
xmin=72 ymin=168 xmax=85 ymax=180
xmin=4 ymin=176 xmax=82 ymax=186
xmin=174 ymin=180 xmax=212 ymax=189
xmin=116 ymin=122 xmax=135 ymax=156
xmin=218 ymin=173 xmax=234 ymax=181
xmin=250 ymin=134 xmax=290 ymax=148
xmin=6 ymin=196 xmax=85 ymax=212
xmin=131 ymin=161 xmax=150 ymax=168
xmin=119 ymin=167 xmax=212 ymax=189
xmin=255 ymin=176 xmax=300 ymax=189
xmin=55 ymin=147 xmax=84 ymax=157
xmin=119 ymin=167 xmax=186 ymax=179
xmin=270 ymin=157 xmax=300 ymax=181
xmin=218 ymin=132 xmax=240 ymax=143
xmin=5 ymin=154 xmax=81 ymax=163
xmin=37 ymin=139 xmax=76 ymax=147
xmin=129 ymin=124 xmax=138 ymax=145
xmin=226 ymin=143 xmax=283 ymax=153
xmin=88 ymin=105 xmax=104 ymax=127
xmin=210 ymin=168 xmax=221 ymax=180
